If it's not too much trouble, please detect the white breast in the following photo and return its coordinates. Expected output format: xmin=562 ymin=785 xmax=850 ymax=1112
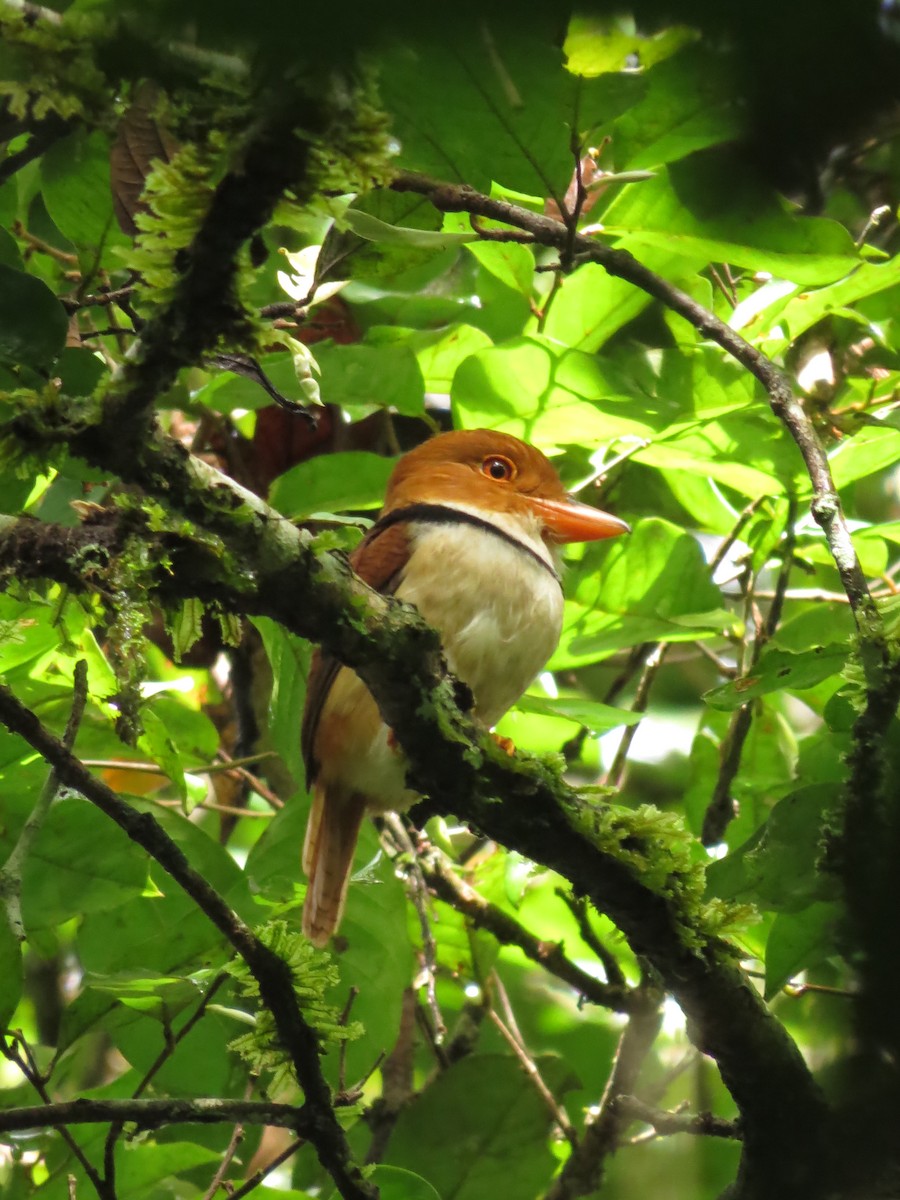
xmin=398 ymin=515 xmax=564 ymax=726
xmin=315 ymin=510 xmax=565 ymax=814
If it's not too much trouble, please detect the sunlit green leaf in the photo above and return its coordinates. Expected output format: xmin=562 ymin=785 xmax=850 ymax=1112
xmin=270 ymin=450 xmax=394 ymax=518
xmin=560 ymin=518 xmax=731 ymax=664
xmin=704 ymin=645 xmax=848 ymax=711
xmin=314 ymin=340 xmax=425 ymax=416
xmin=515 ymin=692 xmax=643 ymax=731
xmin=252 ymin=615 xmax=311 ymax=786
xmin=602 ymin=154 xmax=859 ymax=285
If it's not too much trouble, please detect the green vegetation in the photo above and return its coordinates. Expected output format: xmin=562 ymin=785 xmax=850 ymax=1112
xmin=1 ymin=4 xmax=899 ymax=1199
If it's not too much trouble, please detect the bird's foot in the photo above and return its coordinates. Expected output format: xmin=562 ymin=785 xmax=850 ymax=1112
xmin=492 ymin=733 xmax=516 ymax=756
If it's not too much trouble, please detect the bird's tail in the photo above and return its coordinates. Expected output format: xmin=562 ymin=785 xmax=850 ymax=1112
xmin=301 ymin=783 xmax=367 ymax=947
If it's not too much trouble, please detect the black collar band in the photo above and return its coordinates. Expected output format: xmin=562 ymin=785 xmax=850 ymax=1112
xmin=375 ymin=502 xmax=561 ymax=585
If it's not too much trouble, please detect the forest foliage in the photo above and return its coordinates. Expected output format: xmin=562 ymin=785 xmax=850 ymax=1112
xmin=1 ymin=3 xmax=900 ymax=1199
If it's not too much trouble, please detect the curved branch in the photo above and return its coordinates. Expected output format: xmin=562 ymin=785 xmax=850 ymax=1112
xmin=0 ymin=683 xmax=376 ymax=1200
xmin=390 ymin=171 xmax=882 ymax=659
xmin=0 ymin=459 xmax=830 ymax=1197
xmin=419 ymin=848 xmax=644 ymax=1015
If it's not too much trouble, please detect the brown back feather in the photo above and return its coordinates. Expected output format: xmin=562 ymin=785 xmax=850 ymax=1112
xmin=300 ymin=519 xmax=412 ymax=786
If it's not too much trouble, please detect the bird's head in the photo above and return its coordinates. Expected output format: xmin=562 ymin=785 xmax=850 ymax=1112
xmin=384 ymin=429 xmax=629 ymax=545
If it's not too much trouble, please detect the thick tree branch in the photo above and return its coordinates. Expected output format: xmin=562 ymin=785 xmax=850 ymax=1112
xmin=0 ymin=477 xmax=830 ymax=1197
xmin=103 ymin=95 xmax=323 ymax=428
xmin=0 ymin=150 xmax=853 ymax=1195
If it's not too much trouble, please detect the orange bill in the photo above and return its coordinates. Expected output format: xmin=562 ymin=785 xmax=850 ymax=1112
xmin=525 ymin=495 xmax=631 ymax=544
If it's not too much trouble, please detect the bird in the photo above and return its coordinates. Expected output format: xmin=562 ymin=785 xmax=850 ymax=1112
xmin=300 ymin=428 xmax=629 ymax=946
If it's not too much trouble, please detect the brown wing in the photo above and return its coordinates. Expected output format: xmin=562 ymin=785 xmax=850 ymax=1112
xmin=301 ymin=519 xmax=414 ymax=786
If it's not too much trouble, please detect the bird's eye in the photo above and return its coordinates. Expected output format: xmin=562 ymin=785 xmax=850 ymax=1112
xmin=482 ymin=455 xmax=515 ymax=481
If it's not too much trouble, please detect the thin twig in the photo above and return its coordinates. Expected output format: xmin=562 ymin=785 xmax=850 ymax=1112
xmin=1 ymin=1032 xmax=109 ymax=1199
xmin=708 ymin=497 xmax=765 ymax=576
xmin=555 ymin=891 xmax=627 ymax=991
xmin=604 ymin=644 xmax=670 ymax=789
xmin=80 ymin=753 xmax=283 ymax=810
xmin=613 ymin=1094 xmax=741 ymax=1141
xmin=337 ymin=987 xmax=360 ymax=1096
xmin=200 ymin=1095 xmax=248 ymax=1200
xmin=139 ymin=974 xmax=228 ymax=1097
xmin=383 ymin=816 xmax=445 ymax=1040
xmin=422 ymin=850 xmax=637 ymax=1010
xmin=225 ymin=1137 xmax=305 ymax=1200
xmin=702 ymin=497 xmax=798 ymax=844
xmin=0 ymin=683 xmax=375 ymax=1200
xmin=488 ymin=975 xmax=578 ymax=1148
xmin=391 ymin=172 xmax=882 ymax=655
xmin=102 ymin=973 xmax=229 ymax=1190
xmin=544 ymin=1004 xmax=663 ymax=1200
xmin=0 ymin=1096 xmax=312 ymax=1135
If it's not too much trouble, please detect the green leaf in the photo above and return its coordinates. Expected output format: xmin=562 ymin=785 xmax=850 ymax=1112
xmin=171 ymin=597 xmax=205 ymax=662
xmin=113 ymin=1002 xmax=245 ymax=1097
xmin=252 ymin=615 xmax=311 ymax=786
xmin=0 ymin=225 xmax=23 ymax=269
xmin=705 ymin=785 xmax=840 ymax=912
xmin=465 ymin=239 xmax=535 ymax=297
xmin=829 ymin=425 xmax=900 ymax=489
xmin=197 ymin=351 xmax=312 ymax=413
xmin=413 ymin=324 xmax=493 ymax=395
xmin=453 ymin=335 xmax=652 ymax=449
xmin=765 ymin=902 xmax=843 ymax=999
xmin=515 ymin=692 xmax=643 ymax=732
xmin=704 ymin=645 xmax=848 ymax=711
xmin=0 ymin=262 xmax=68 ymax=370
xmin=335 ymin=190 xmax=452 ymax=285
xmin=41 ymin=129 xmax=117 ymax=248
xmin=345 ymin=207 xmax=478 ymax=249
xmin=380 ymin=29 xmax=641 ymax=200
xmin=612 ymin=43 xmax=741 ymax=169
xmin=370 ymin=1165 xmax=442 ymax=1200
xmin=735 ymin=254 xmax=900 ymax=355
xmin=138 ymin=707 xmax=187 ymax=804
xmin=56 ymin=345 xmax=108 ymax=396
xmin=270 ymin=451 xmax=394 ymax=518
xmin=561 ymin=518 xmax=730 ymax=664
xmin=564 ymin=17 xmax=693 ymax=77
xmin=326 ymin=824 xmax=412 ymax=1086
xmin=0 ymin=596 xmax=68 ymax=675
xmin=112 ymin=1140 xmax=219 ymax=1194
xmin=536 ymin=248 xmax=684 ymax=352
xmin=386 ymin=1054 xmax=569 ymax=1200
xmin=602 ymin=153 xmax=859 ymax=286
xmin=77 ymin=805 xmax=253 ymax=976
xmin=21 ymin=797 xmax=148 ymax=930
xmin=0 ymin=913 xmax=23 ymax=1029
xmin=314 ymin=340 xmax=425 ymax=417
